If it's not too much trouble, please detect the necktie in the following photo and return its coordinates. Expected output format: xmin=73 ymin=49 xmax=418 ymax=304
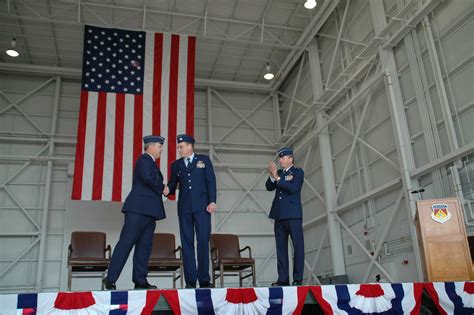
xmin=186 ymin=157 xmax=191 ymax=168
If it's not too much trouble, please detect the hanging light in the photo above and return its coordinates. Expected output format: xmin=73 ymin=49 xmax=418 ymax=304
xmin=6 ymin=38 xmax=19 ymax=57
xmin=264 ymin=62 xmax=274 ymax=80
xmin=304 ymin=0 xmax=317 ymax=10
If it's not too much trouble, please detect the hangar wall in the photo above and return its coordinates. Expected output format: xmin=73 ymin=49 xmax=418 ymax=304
xmin=0 ymin=0 xmax=472 ymax=292
xmin=278 ymin=0 xmax=474 ymax=284
xmin=0 ymin=75 xmax=279 ymax=291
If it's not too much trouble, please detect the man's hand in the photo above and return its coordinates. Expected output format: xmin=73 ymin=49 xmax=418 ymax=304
xmin=163 ymin=184 xmax=169 ymax=196
xmin=272 ymin=169 xmax=279 ymax=180
xmin=206 ymin=202 xmax=217 ymax=213
xmin=268 ymin=161 xmax=277 ymax=178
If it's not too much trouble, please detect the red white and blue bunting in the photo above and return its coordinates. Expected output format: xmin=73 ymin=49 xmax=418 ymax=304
xmin=162 ymin=286 xmax=308 ymax=314
xmin=424 ymin=282 xmax=474 ymax=314
xmin=310 ymin=283 xmax=423 ymax=314
xmin=0 ymin=282 xmax=472 ymax=315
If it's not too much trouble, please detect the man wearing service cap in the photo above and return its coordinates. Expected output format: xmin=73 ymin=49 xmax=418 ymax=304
xmin=266 ymin=147 xmax=305 ymax=286
xmin=166 ymin=134 xmax=217 ymax=288
xmin=104 ymin=135 xmax=167 ymax=290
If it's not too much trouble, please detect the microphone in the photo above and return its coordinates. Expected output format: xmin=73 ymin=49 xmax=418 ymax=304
xmin=410 ymin=188 xmax=425 ymax=194
xmin=410 ymin=188 xmax=425 ymax=200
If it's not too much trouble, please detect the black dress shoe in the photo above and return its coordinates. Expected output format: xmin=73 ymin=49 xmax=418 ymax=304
xmin=292 ymin=281 xmax=303 ymax=286
xmin=103 ymin=279 xmax=116 ymax=290
xmin=271 ymin=281 xmax=290 ymax=287
xmin=185 ymin=282 xmax=196 ymax=289
xmin=134 ymin=282 xmax=157 ymax=289
xmin=199 ymin=282 xmax=214 ymax=288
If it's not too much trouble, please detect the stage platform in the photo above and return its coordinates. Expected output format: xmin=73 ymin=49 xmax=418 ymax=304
xmin=0 ymin=282 xmax=472 ymax=314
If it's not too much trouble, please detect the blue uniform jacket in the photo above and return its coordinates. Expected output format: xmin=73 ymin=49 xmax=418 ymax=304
xmin=265 ymin=165 xmax=304 ymax=220
xmin=167 ymin=154 xmax=217 ymax=215
xmin=122 ymin=153 xmax=166 ymax=220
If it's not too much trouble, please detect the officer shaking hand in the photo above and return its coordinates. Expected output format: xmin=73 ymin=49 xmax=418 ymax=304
xmin=104 ymin=135 xmax=167 ymax=290
xmin=165 ymin=134 xmax=217 ymax=289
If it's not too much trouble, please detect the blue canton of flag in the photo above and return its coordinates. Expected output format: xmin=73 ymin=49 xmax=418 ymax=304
xmin=82 ymin=25 xmax=146 ymax=94
xmin=109 ymin=291 xmax=128 ymax=315
xmin=17 ymin=293 xmax=37 ymax=315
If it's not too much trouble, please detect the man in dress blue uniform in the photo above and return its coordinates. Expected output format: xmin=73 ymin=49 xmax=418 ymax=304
xmin=266 ymin=147 xmax=305 ymax=286
xmin=103 ymin=135 xmax=167 ymax=290
xmin=166 ymin=134 xmax=217 ymax=288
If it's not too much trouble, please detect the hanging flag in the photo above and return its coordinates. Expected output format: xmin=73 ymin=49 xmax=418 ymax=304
xmin=72 ymin=25 xmax=196 ymax=202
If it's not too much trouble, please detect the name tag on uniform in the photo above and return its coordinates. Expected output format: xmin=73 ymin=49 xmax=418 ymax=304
xmin=196 ymin=161 xmax=206 ymax=168
xmin=285 ymin=174 xmax=293 ymax=181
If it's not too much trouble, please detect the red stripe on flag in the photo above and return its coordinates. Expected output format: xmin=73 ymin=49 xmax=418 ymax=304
xmin=167 ymin=35 xmax=180 ymax=179
xmin=186 ymin=36 xmax=196 ymax=136
xmin=411 ymin=283 xmax=424 ymax=315
xmin=423 ymin=283 xmax=448 ymax=315
xmin=71 ymin=90 xmax=89 ymax=200
xmin=140 ymin=290 xmax=162 ymax=315
xmin=112 ymin=93 xmax=125 ymax=201
xmin=153 ymin=33 xmax=163 ymax=168
xmin=308 ymin=286 xmax=334 ymax=315
xmin=133 ymin=94 xmax=144 ymax=168
xmin=92 ymin=92 xmax=107 ymax=200
xmin=161 ymin=290 xmax=181 ymax=315
xmin=293 ymin=286 xmax=310 ymax=315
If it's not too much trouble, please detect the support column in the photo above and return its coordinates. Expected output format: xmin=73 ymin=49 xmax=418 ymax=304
xmin=423 ymin=16 xmax=466 ymax=207
xmin=398 ymin=0 xmax=444 ymax=196
xmin=207 ymin=87 xmax=216 ymax=233
xmin=369 ymin=0 xmax=423 ymax=281
xmin=423 ymin=16 xmax=460 ymax=152
xmin=273 ymin=94 xmax=282 ymax=140
xmin=36 ymin=75 xmax=61 ymax=290
xmin=308 ymin=40 xmax=346 ymax=276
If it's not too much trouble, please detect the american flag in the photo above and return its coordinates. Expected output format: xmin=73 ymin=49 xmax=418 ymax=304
xmin=72 ymin=25 xmax=195 ymax=202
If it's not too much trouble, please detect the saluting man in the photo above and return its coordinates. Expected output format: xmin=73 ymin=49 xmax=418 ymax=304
xmin=166 ymin=134 xmax=217 ymax=288
xmin=266 ymin=147 xmax=305 ymax=286
xmin=104 ymin=135 xmax=167 ymax=290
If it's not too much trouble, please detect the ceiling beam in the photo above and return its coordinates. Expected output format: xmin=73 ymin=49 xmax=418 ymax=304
xmin=11 ymin=1 xmax=32 ymax=63
xmin=0 ymin=12 xmax=297 ymax=50
xmin=231 ymin=0 xmax=275 ymax=81
xmin=256 ymin=0 xmax=302 ymax=80
xmin=5 ymin=1 xmax=303 ymax=33
xmin=209 ymin=0 xmax=242 ymax=78
xmin=45 ymin=0 xmax=60 ymax=66
xmin=271 ymin=0 xmax=340 ymax=93
xmin=0 ymin=62 xmax=271 ymax=92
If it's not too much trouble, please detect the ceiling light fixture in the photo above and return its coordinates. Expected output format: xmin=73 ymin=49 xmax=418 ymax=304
xmin=6 ymin=38 xmax=19 ymax=57
xmin=264 ymin=62 xmax=274 ymax=80
xmin=304 ymin=0 xmax=317 ymax=10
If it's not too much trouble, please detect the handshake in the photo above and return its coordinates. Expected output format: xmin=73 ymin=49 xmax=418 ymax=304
xmin=163 ymin=184 xmax=169 ymax=197
xmin=161 ymin=183 xmax=216 ymax=213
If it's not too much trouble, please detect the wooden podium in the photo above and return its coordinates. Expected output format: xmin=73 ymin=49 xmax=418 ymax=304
xmin=416 ymin=197 xmax=473 ymax=281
